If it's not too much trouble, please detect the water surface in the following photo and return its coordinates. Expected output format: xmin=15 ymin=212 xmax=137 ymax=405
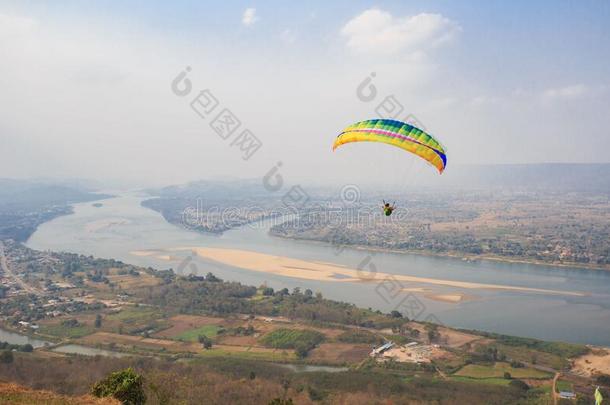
xmin=26 ymin=193 xmax=610 ymax=346
xmin=0 ymin=328 xmax=50 ymax=348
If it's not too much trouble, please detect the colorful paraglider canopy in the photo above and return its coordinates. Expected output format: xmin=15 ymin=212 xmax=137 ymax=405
xmin=332 ymin=119 xmax=447 ymax=174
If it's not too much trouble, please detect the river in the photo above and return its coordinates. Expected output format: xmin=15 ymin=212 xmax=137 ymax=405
xmin=0 ymin=328 xmax=125 ymax=358
xmin=26 ymin=193 xmax=610 ymax=346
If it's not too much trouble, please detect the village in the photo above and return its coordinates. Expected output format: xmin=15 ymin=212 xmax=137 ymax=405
xmin=370 ymin=341 xmax=442 ymax=364
xmin=1 ymin=239 xmax=609 ymax=403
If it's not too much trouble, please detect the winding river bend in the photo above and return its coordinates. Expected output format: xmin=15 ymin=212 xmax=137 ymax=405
xmin=26 ymin=193 xmax=610 ymax=346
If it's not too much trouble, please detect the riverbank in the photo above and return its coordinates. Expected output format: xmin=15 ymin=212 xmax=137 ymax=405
xmin=271 ymin=233 xmax=610 ymax=273
xmin=170 ymin=247 xmax=586 ymax=298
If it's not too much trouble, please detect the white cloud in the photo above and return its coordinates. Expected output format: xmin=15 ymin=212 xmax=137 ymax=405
xmin=242 ymin=8 xmax=259 ymax=27
xmin=0 ymin=13 xmax=37 ymax=38
xmin=543 ymin=84 xmax=589 ymax=100
xmin=341 ymin=8 xmax=460 ymax=55
xmin=280 ymin=29 xmax=296 ymax=44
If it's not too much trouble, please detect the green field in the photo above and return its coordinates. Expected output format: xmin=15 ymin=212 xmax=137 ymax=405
xmin=555 ymin=379 xmax=573 ymax=393
xmin=197 ymin=347 xmax=295 ymax=362
xmin=448 ymin=376 xmax=513 ymax=387
xmin=37 ymin=324 xmax=94 ymax=339
xmin=260 ymin=328 xmax=324 ymax=349
xmin=454 ymin=362 xmax=552 ymax=380
xmin=176 ymin=325 xmax=222 ymax=342
xmin=494 ymin=343 xmax=568 ymax=370
xmin=106 ymin=306 xmax=161 ymax=323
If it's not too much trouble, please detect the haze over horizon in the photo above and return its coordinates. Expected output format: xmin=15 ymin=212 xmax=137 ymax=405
xmin=1 ymin=1 xmax=609 ymax=188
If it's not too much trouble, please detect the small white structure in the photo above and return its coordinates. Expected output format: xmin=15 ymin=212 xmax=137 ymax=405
xmin=558 ymin=391 xmax=575 ymax=399
xmin=370 ymin=342 xmax=394 ymax=357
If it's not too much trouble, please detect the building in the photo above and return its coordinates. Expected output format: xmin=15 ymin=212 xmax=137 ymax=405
xmin=370 ymin=342 xmax=394 ymax=357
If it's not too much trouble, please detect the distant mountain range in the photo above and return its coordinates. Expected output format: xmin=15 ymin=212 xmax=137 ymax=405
xmin=147 ymin=163 xmax=610 ymax=198
xmin=0 ymin=179 xmax=113 ymax=241
xmin=439 ymin=163 xmax=610 ymax=193
xmin=0 ymin=179 xmax=112 ymax=212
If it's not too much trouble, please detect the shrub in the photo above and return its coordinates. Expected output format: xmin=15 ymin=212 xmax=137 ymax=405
xmin=268 ymin=399 xmax=294 ymax=405
xmin=0 ymin=350 xmax=13 ymax=364
xmin=597 ymin=374 xmax=610 ymax=385
xmin=509 ymin=379 xmax=529 ymax=392
xmin=260 ymin=328 xmax=324 ymax=358
xmin=198 ymin=335 xmax=213 ymax=349
xmin=91 ymin=367 xmax=146 ymax=405
xmin=337 ymin=329 xmax=383 ymax=345
xmin=260 ymin=328 xmax=324 ymax=350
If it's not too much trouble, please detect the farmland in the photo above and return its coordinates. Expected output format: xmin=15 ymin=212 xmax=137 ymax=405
xmin=0 ymin=241 xmax=608 ymax=404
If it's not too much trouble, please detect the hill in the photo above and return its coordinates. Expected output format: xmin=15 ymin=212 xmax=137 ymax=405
xmin=0 ymin=381 xmax=119 ymax=405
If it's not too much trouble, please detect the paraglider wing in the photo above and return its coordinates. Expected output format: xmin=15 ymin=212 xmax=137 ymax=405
xmin=595 ymin=387 xmax=603 ymax=405
xmin=332 ymin=119 xmax=447 ymax=174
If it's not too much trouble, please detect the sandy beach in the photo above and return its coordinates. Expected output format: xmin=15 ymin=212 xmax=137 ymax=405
xmin=572 ymin=348 xmax=610 ymax=377
xmin=156 ymin=247 xmax=586 ymax=298
xmin=424 ymin=293 xmax=474 ymax=303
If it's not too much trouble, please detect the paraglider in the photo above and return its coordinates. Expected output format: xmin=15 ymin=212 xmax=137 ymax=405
xmin=382 ymin=200 xmax=396 ymax=216
xmin=332 ymin=118 xmax=447 ymax=174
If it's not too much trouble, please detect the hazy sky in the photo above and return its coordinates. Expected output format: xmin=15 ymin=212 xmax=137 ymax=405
xmin=1 ymin=1 xmax=609 ymax=187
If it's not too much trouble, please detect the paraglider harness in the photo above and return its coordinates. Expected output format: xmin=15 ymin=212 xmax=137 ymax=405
xmin=383 ymin=200 xmax=396 ymax=216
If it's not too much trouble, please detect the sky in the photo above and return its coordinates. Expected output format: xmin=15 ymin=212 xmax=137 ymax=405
xmin=0 ymin=1 xmax=609 ymax=188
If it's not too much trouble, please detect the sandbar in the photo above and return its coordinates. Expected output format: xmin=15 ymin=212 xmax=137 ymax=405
xmin=182 ymin=247 xmax=585 ymax=297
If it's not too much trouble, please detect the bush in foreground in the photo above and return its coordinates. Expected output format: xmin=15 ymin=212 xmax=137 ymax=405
xmin=91 ymin=367 xmax=146 ymax=405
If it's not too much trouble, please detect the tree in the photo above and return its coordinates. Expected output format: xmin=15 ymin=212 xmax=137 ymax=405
xmin=304 ymin=289 xmax=313 ymax=298
xmin=596 ymin=374 xmax=610 ymax=385
xmin=295 ymin=343 xmax=309 ymax=359
xmin=205 ymin=272 xmax=221 ymax=282
xmin=390 ymin=310 xmax=403 ymax=318
xmin=91 ymin=368 xmax=146 ymax=405
xmin=268 ymin=399 xmax=294 ymax=405
xmin=425 ymin=324 xmax=439 ymax=343
xmin=62 ymin=318 xmax=80 ymax=327
xmin=95 ymin=314 xmax=102 ymax=328
xmin=198 ymin=335 xmax=212 ymax=349
xmin=509 ymin=379 xmax=529 ymax=392
xmin=503 ymin=371 xmax=512 ymax=379
xmin=20 ymin=344 xmax=33 ymax=353
xmin=249 ymin=371 xmax=256 ymax=380
xmin=0 ymin=350 xmax=13 ymax=364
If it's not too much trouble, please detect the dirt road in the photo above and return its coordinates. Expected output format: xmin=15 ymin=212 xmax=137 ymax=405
xmin=0 ymin=241 xmax=40 ymax=295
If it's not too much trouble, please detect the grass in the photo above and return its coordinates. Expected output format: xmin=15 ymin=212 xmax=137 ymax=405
xmin=336 ymin=329 xmax=383 ymax=345
xmin=454 ymin=362 xmax=552 ymax=380
xmin=0 ymin=382 xmax=114 ymax=405
xmin=448 ymin=376 xmax=512 ymax=387
xmin=555 ymin=379 xmax=572 ymax=393
xmin=106 ymin=306 xmax=161 ymax=323
xmin=479 ymin=332 xmax=589 ymax=359
xmin=494 ymin=343 xmax=568 ymax=370
xmin=176 ymin=325 xmax=222 ymax=342
xmin=260 ymin=328 xmax=325 ymax=350
xmin=37 ymin=324 xmax=94 ymax=339
xmin=197 ymin=347 xmax=296 ymax=362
